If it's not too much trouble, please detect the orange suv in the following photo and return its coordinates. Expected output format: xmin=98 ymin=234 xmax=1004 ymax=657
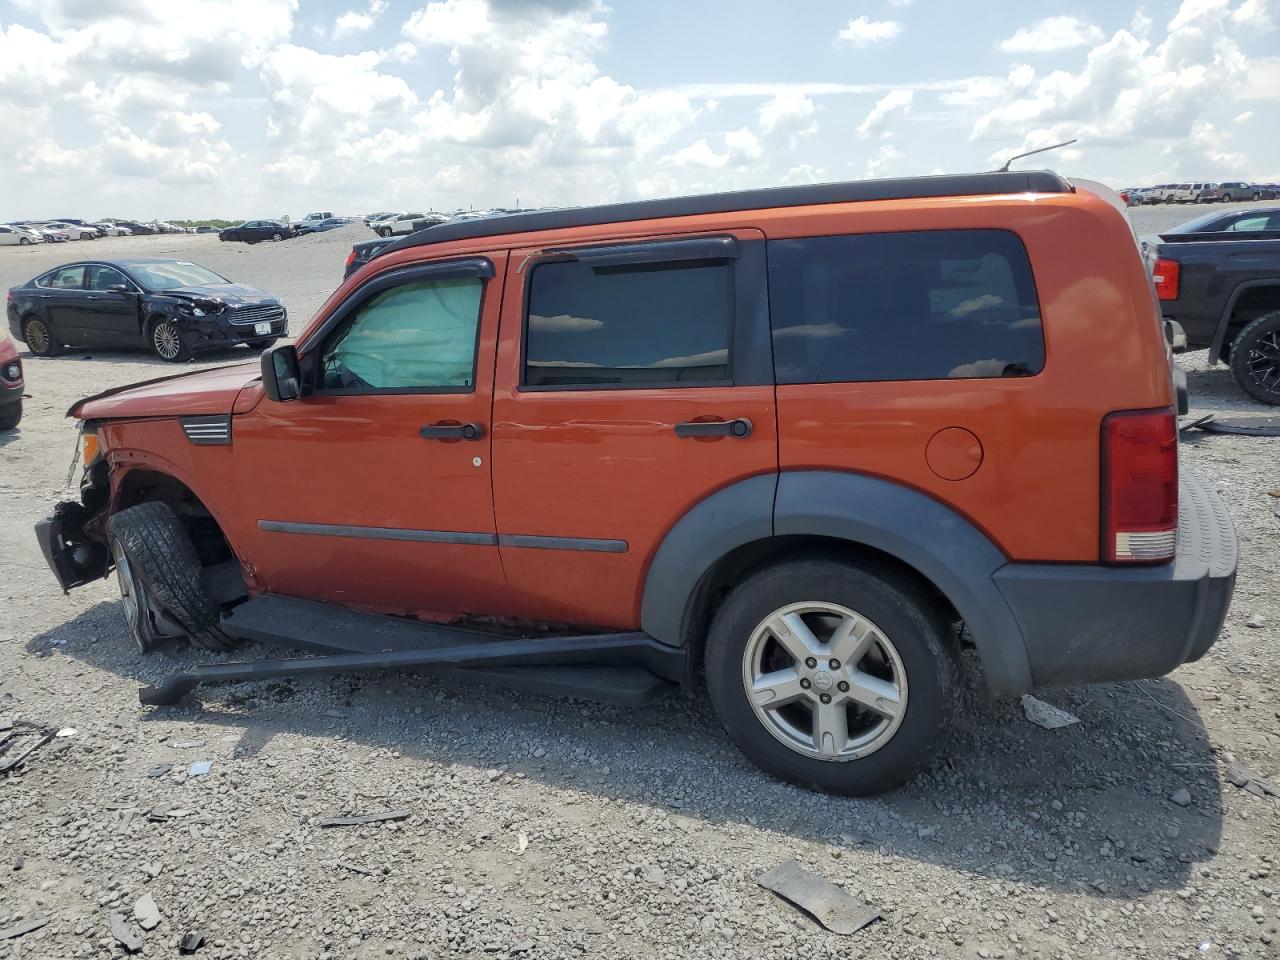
xmin=36 ymin=171 xmax=1238 ymax=795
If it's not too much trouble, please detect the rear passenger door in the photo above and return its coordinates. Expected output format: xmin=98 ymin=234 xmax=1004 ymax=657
xmin=41 ymin=265 xmax=92 ymax=344
xmin=490 ymin=230 xmax=777 ymax=630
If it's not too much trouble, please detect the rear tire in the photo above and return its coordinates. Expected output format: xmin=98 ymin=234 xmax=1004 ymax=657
xmin=704 ymin=557 xmax=959 ymax=796
xmin=19 ymin=236 xmax=30 ymax=246
xmin=106 ymin=503 xmax=233 ymax=652
xmin=22 ymin=316 xmax=61 ymax=356
xmin=271 ymin=232 xmax=283 ymax=242
xmin=1229 ymin=310 xmax=1280 ymax=406
xmin=0 ymin=399 xmax=20 ymax=430
xmin=378 ymin=227 xmax=392 ymax=237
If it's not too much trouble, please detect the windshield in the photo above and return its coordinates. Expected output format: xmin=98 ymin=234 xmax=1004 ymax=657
xmin=129 ymin=260 xmax=229 ymax=290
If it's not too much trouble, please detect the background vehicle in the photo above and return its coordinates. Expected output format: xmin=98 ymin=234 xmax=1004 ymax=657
xmin=1251 ymin=184 xmax=1280 ymax=201
xmin=292 ymin=211 xmax=334 ymax=228
xmin=296 ymin=217 xmax=352 ymax=235
xmin=1217 ymin=182 xmax=1251 ymax=202
xmin=7 ymin=257 xmax=286 ymax=362
xmin=44 ymin=221 xmax=97 ymax=240
xmin=1193 ymin=183 xmax=1220 ymax=203
xmin=363 ymin=211 xmax=394 ymax=226
xmin=219 ymin=220 xmax=293 ymax=244
xmin=1142 ymin=211 xmax=1280 ymax=403
xmin=0 ymin=335 xmax=22 ymax=429
xmin=32 ymin=225 xmax=70 ymax=242
xmin=35 ymin=172 xmax=1236 ymax=797
xmin=343 ymin=236 xmax=393 ymax=277
xmin=194 ymin=226 xmax=216 ymax=234
xmin=0 ymin=225 xmax=41 ymax=246
xmin=94 ymin=222 xmax=132 ymax=237
xmin=374 ymin=212 xmax=428 ymax=236
xmin=111 ymin=220 xmax=155 ymax=236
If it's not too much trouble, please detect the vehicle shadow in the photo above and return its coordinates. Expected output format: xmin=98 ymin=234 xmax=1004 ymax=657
xmin=28 ymin=603 xmax=1223 ymax=898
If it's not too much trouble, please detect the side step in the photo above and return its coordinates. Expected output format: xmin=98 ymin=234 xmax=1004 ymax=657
xmin=139 ymin=595 xmax=686 ymax=708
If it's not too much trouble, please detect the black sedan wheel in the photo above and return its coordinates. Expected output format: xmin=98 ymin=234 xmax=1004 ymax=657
xmin=23 ymin=317 xmax=61 ymax=356
xmin=271 ymin=232 xmax=283 ymax=242
xmin=1230 ymin=311 xmax=1280 ymax=406
xmin=149 ymin=318 xmax=193 ymax=362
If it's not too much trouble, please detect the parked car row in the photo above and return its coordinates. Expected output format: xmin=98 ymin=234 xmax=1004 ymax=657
xmin=1124 ymin=182 xmax=1280 ymax=205
xmin=364 ymin=208 xmax=530 ymax=238
xmin=0 ymin=218 xmax=213 ymax=245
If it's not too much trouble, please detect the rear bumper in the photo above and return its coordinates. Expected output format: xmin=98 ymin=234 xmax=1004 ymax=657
xmin=994 ymin=468 xmax=1237 ymax=688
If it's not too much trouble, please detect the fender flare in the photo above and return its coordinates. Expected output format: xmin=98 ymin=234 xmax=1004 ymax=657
xmin=639 ymin=471 xmax=1032 ymax=697
xmin=1210 ymin=279 xmax=1280 ymax=363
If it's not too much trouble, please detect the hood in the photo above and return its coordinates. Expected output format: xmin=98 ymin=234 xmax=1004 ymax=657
xmin=160 ymin=283 xmax=278 ymax=308
xmin=71 ymin=360 xmax=261 ymax=420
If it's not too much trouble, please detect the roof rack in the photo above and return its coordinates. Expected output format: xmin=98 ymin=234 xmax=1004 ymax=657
xmin=374 ymin=169 xmax=1070 ymax=261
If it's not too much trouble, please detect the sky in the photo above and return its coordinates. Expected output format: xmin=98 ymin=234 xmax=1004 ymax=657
xmin=0 ymin=0 xmax=1276 ymax=220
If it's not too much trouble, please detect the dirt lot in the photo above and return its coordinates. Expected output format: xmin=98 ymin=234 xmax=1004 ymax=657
xmin=1 ymin=209 xmax=1278 ymax=960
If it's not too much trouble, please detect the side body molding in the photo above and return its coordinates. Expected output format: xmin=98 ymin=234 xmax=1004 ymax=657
xmin=640 ymin=471 xmax=1033 ymax=697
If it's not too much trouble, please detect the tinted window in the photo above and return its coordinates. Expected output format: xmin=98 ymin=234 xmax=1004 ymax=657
xmin=43 ymin=265 xmax=86 ymax=290
xmin=320 ymin=277 xmax=483 ymax=391
xmin=86 ymin=266 xmax=130 ymax=291
xmin=1227 ymin=215 xmax=1280 ymax=232
xmin=524 ymin=259 xmax=732 ymax=388
xmin=768 ymin=230 xmax=1044 ymax=384
xmin=129 ymin=261 xmax=226 ymax=290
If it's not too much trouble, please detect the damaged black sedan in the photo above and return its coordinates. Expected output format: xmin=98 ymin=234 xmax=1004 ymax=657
xmin=6 ymin=258 xmax=287 ymax=362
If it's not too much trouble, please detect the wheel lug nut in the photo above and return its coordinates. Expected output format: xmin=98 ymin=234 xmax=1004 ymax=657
xmin=805 ymin=657 xmax=817 ymax=668
xmin=800 ymin=678 xmax=811 ymax=689
xmin=829 ymin=659 xmax=840 ymax=669
xmin=837 ymin=681 xmax=850 ymax=692
xmin=819 ymin=694 xmax=832 ymax=704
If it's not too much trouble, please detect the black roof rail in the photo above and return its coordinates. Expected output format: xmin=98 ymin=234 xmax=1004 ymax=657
xmin=373 ymin=169 xmax=1071 ymax=261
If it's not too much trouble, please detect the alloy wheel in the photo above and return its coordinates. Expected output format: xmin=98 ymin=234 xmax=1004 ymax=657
xmin=113 ymin=541 xmax=157 ymax=652
xmin=742 ymin=601 xmax=908 ymax=761
xmin=24 ymin=319 xmax=51 ymax=354
xmin=152 ymin=322 xmax=182 ymax=360
xmin=271 ymin=233 xmax=283 ymax=241
xmin=1246 ymin=329 xmax=1280 ymax=399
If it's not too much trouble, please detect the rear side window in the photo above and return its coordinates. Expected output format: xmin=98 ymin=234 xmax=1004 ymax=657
xmin=524 ymin=259 xmax=732 ymax=388
xmin=768 ymin=229 xmax=1044 ymax=384
xmin=40 ymin=265 xmax=86 ymax=290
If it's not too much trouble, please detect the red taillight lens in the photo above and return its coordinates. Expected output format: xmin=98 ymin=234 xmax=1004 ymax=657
xmin=1101 ymin=409 xmax=1178 ymax=563
xmin=1153 ymin=258 xmax=1179 ymax=300
xmin=344 ymin=248 xmax=357 ymax=270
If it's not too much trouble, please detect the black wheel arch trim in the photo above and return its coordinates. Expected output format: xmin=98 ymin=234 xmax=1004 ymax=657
xmin=639 ymin=471 xmax=1033 ymax=697
xmin=1211 ymin=279 xmax=1280 ymax=363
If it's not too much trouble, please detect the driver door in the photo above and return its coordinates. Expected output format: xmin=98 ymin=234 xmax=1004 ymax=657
xmin=232 ymin=253 xmax=509 ymax=617
xmin=83 ymin=265 xmax=141 ymax=346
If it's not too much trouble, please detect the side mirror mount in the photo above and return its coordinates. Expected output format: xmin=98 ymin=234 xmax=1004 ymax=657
xmin=106 ymin=284 xmax=132 ymax=296
xmin=261 ymin=344 xmax=302 ymax=402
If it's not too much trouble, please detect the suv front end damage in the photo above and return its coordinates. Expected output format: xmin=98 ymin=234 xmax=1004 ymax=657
xmin=36 ymin=443 xmax=112 ymax=592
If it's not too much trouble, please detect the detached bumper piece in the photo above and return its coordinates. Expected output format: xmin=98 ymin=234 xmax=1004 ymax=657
xmin=995 ymin=469 xmax=1237 ymax=688
xmin=35 ymin=501 xmax=110 ymax=592
xmin=140 ymin=595 xmax=687 ymax=708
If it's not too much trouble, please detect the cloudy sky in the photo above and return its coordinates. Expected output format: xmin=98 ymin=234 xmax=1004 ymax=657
xmin=0 ymin=0 xmax=1276 ymax=219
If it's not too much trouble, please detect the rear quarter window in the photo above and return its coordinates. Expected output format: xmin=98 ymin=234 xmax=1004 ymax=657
xmin=768 ymin=229 xmax=1044 ymax=384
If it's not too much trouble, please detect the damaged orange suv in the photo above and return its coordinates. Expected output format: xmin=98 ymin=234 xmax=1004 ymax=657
xmin=37 ymin=171 xmax=1237 ymax=795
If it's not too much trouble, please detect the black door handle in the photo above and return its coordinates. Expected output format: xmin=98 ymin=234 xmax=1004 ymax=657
xmin=420 ymin=422 xmax=485 ymax=440
xmin=674 ymin=418 xmax=752 ymax=438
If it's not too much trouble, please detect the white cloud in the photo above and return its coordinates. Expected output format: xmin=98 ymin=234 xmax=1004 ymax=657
xmin=837 ymin=16 xmax=902 ymax=47
xmin=780 ymin=163 xmax=825 ymax=185
xmin=757 ymin=93 xmax=817 ymax=148
xmin=999 ymin=16 xmax=1105 ymax=53
xmin=334 ymin=0 xmax=387 ymax=37
xmin=888 ymin=0 xmax=916 ymax=6
xmin=865 ymin=144 xmax=904 ymax=178
xmin=1231 ymin=0 xmax=1276 ymax=30
xmin=857 ymin=89 xmax=913 ymax=139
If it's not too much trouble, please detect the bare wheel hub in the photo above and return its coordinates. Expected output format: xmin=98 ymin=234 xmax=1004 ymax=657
xmin=742 ymin=601 xmax=908 ymax=761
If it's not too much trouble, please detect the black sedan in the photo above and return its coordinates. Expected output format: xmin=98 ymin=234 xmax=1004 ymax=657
xmin=7 ymin=258 xmax=287 ymax=363
xmin=219 ymin=219 xmax=294 ymax=243
xmin=1165 ymin=207 xmax=1280 ymax=235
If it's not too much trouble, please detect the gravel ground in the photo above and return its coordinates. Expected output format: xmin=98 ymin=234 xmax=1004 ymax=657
xmin=1 ymin=209 xmax=1278 ymax=960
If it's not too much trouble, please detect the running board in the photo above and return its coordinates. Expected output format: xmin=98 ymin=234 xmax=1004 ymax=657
xmin=139 ymin=595 xmax=685 ymax=707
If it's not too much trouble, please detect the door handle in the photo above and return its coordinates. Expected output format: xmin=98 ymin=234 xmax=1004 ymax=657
xmin=420 ymin=422 xmax=485 ymax=440
xmin=674 ymin=418 xmax=752 ymax=438
xmin=87 ymin=295 xmax=100 ymax=300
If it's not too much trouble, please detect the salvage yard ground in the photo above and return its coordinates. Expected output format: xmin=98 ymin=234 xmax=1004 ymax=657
xmin=0 ymin=208 xmax=1277 ymax=959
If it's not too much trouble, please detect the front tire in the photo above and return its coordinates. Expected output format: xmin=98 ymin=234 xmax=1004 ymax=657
xmin=378 ymin=227 xmax=392 ymax=237
xmin=1229 ymin=310 xmax=1280 ymax=406
xmin=23 ymin=316 xmax=61 ymax=356
xmin=19 ymin=236 xmax=30 ymax=246
xmin=149 ymin=318 xmax=193 ymax=362
xmin=0 ymin=400 xmax=20 ymax=430
xmin=704 ymin=557 xmax=959 ymax=796
xmin=106 ymin=503 xmax=232 ymax=652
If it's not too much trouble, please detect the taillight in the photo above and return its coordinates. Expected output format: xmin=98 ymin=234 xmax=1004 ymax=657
xmin=344 ymin=248 xmax=357 ymax=271
xmin=1101 ymin=409 xmax=1178 ymax=563
xmin=1152 ymin=258 xmax=1179 ymax=300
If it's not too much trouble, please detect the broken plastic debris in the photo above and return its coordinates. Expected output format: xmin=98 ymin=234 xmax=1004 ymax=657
xmin=187 ymin=760 xmax=212 ymax=777
xmin=109 ymin=911 xmax=143 ymax=953
xmin=315 ymin=809 xmax=410 ymax=827
xmin=1020 ymin=695 xmax=1080 ymax=730
xmin=0 ymin=917 xmax=49 ymax=941
xmin=133 ymin=892 xmax=161 ymax=931
xmin=55 ymin=727 xmax=77 ymax=737
xmin=757 ymin=860 xmax=881 ymax=935
xmin=179 ymin=930 xmax=206 ymax=954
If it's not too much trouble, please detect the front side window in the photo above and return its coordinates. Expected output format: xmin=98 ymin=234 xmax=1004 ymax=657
xmin=320 ymin=277 xmax=483 ymax=391
xmin=524 ymin=258 xmax=732 ymax=388
xmin=768 ymin=229 xmax=1044 ymax=384
xmin=86 ymin=266 xmax=130 ymax=291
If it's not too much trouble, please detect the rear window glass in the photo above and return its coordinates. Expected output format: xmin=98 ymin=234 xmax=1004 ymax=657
xmin=524 ymin=259 xmax=732 ymax=388
xmin=768 ymin=229 xmax=1044 ymax=384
